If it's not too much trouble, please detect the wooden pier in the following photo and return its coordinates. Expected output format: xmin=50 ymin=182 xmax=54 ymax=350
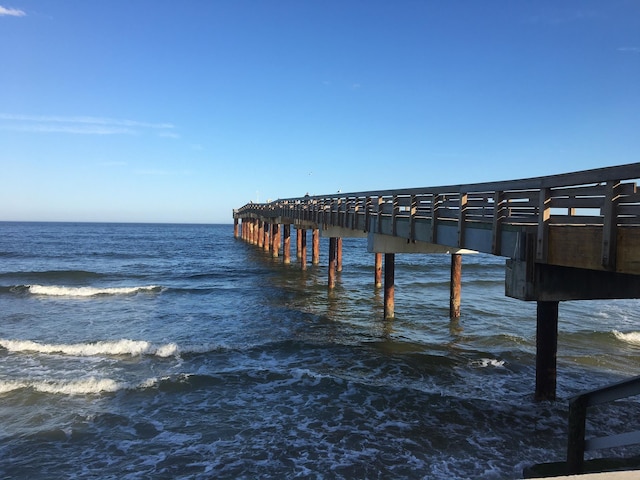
xmin=233 ymin=163 xmax=640 ymax=401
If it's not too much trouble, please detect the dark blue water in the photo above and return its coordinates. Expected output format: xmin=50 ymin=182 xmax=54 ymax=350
xmin=1 ymin=222 xmax=640 ymax=479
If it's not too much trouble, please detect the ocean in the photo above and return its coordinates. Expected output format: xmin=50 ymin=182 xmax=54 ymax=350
xmin=1 ymin=221 xmax=640 ymax=479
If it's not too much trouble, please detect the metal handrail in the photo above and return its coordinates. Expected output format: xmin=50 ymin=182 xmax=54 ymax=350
xmin=567 ymin=375 xmax=640 ymax=474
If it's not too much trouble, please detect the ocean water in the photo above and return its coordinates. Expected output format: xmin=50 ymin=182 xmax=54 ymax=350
xmin=1 ymin=221 xmax=640 ymax=479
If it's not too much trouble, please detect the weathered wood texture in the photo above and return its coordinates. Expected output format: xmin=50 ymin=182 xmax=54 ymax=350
xmin=234 ymin=163 xmax=640 ymax=275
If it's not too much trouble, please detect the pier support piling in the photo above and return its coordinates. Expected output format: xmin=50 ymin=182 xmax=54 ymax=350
xmin=384 ymin=253 xmax=395 ymax=319
xmin=312 ymin=229 xmax=320 ymax=265
xmin=272 ymin=223 xmax=280 ymax=258
xmin=283 ymin=225 xmax=291 ymax=264
xmin=336 ymin=238 xmax=343 ymax=272
xmin=450 ymin=253 xmax=462 ymax=319
xmin=375 ymin=253 xmax=382 ymax=288
xmin=535 ymin=300 xmax=559 ymax=401
xmin=328 ymin=237 xmax=337 ymax=288
xmin=300 ymin=229 xmax=307 ymax=270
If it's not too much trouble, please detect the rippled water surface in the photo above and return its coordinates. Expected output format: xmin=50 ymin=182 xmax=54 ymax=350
xmin=1 ymin=222 xmax=640 ymax=479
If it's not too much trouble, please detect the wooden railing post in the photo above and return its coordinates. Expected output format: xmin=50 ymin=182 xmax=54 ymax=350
xmin=491 ymin=191 xmax=504 ymax=255
xmin=458 ymin=192 xmax=468 ymax=247
xmin=537 ymin=187 xmax=551 ymax=263
xmin=430 ymin=194 xmax=439 ymax=243
xmin=601 ymin=180 xmax=620 ymax=270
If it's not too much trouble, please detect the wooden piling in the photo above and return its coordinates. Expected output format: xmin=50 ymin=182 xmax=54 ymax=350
xmin=296 ymin=228 xmax=302 ymax=259
xmin=384 ymin=253 xmax=395 ymax=319
xmin=283 ymin=224 xmax=291 ymax=264
xmin=272 ymin=223 xmax=280 ymax=258
xmin=258 ymin=221 xmax=264 ymax=248
xmin=263 ymin=223 xmax=270 ymax=252
xmin=535 ymin=300 xmax=559 ymax=401
xmin=300 ymin=229 xmax=307 ymax=270
xmin=312 ymin=229 xmax=320 ymax=265
xmin=234 ymin=219 xmax=239 ymax=238
xmin=328 ymin=237 xmax=337 ymax=288
xmin=375 ymin=253 xmax=382 ymax=288
xmin=336 ymin=238 xmax=343 ymax=272
xmin=450 ymin=253 xmax=462 ymax=319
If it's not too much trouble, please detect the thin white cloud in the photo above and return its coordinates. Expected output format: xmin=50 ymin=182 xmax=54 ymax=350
xmin=618 ymin=46 xmax=640 ymax=54
xmin=135 ymin=168 xmax=193 ymax=176
xmin=0 ymin=6 xmax=26 ymax=16
xmin=0 ymin=113 xmax=176 ymax=135
xmin=158 ymin=132 xmax=181 ymax=139
xmin=99 ymin=161 xmax=128 ymax=167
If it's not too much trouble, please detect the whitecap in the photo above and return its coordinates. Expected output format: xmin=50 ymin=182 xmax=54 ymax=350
xmin=0 ymin=338 xmax=180 ymax=358
xmin=27 ymin=284 xmax=160 ymax=297
xmin=32 ymin=377 xmax=122 ymax=395
xmin=613 ymin=330 xmax=640 ymax=345
xmin=470 ymin=358 xmax=505 ymax=368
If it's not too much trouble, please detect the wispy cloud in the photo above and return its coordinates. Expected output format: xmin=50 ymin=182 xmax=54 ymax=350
xmin=0 ymin=6 xmax=26 ymax=16
xmin=618 ymin=46 xmax=640 ymax=54
xmin=134 ymin=168 xmax=193 ymax=176
xmin=0 ymin=113 xmax=176 ymax=135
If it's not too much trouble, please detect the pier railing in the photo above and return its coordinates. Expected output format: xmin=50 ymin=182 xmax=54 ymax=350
xmin=567 ymin=375 xmax=640 ymax=474
xmin=235 ymin=163 xmax=640 ymax=272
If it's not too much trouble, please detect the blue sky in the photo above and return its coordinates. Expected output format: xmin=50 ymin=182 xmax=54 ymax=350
xmin=1 ymin=1 xmax=639 ymax=224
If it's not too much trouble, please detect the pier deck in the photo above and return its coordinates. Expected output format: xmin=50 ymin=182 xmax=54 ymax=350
xmin=233 ymin=163 xmax=640 ymax=401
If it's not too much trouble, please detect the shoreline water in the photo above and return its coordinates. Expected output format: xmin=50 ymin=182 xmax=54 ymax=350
xmin=1 ymin=222 xmax=640 ymax=478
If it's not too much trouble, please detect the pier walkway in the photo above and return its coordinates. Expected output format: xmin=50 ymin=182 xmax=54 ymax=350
xmin=233 ymin=163 xmax=640 ymax=402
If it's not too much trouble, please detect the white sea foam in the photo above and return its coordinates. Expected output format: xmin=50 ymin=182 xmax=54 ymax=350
xmin=470 ymin=358 xmax=505 ymax=368
xmin=613 ymin=330 xmax=640 ymax=345
xmin=0 ymin=338 xmax=180 ymax=357
xmin=27 ymin=284 xmax=160 ymax=297
xmin=0 ymin=377 xmax=123 ymax=395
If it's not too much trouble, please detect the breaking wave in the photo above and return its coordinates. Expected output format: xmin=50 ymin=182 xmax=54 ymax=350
xmin=613 ymin=330 xmax=640 ymax=345
xmin=0 ymin=338 xmax=180 ymax=357
xmin=26 ymin=284 xmax=161 ymax=297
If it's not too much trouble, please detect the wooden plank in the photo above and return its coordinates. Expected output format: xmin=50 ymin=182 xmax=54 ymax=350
xmin=549 ymin=216 xmax=603 ymax=225
xmin=617 ymin=227 xmax=640 ymax=274
xmin=551 ymin=197 xmax=605 ymax=209
xmin=547 ymin=226 xmax=603 ymax=271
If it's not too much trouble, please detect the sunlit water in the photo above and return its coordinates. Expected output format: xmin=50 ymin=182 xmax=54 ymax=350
xmin=1 ymin=222 xmax=640 ymax=479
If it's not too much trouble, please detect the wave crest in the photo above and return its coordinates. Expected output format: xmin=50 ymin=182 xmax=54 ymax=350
xmin=0 ymin=338 xmax=179 ymax=357
xmin=27 ymin=285 xmax=161 ymax=297
xmin=613 ymin=330 xmax=640 ymax=345
xmin=0 ymin=377 xmax=124 ymax=395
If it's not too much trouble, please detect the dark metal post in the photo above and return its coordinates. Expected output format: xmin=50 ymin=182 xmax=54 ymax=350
xmin=567 ymin=395 xmax=587 ymax=474
xmin=535 ymin=300 xmax=559 ymax=401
